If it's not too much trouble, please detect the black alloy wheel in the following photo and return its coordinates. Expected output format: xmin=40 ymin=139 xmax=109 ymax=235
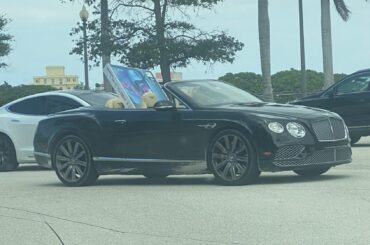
xmin=208 ymin=129 xmax=260 ymax=185
xmin=53 ymin=135 xmax=98 ymax=186
xmin=0 ymin=135 xmax=18 ymax=171
xmin=293 ymin=167 xmax=331 ymax=177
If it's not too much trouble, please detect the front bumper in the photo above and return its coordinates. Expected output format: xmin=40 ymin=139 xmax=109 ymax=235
xmin=259 ymin=144 xmax=352 ymax=172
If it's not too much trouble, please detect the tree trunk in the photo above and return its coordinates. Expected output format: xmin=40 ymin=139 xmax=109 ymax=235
xmin=153 ymin=0 xmax=171 ymax=83
xmin=101 ymin=0 xmax=112 ymax=92
xmin=299 ymin=0 xmax=307 ymax=96
xmin=321 ymin=0 xmax=334 ymax=89
xmin=258 ymin=0 xmax=274 ymax=102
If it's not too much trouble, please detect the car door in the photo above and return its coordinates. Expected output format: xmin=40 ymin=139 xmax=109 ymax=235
xmin=98 ymin=108 xmax=184 ymax=160
xmin=326 ymin=72 xmax=370 ymax=127
xmin=6 ymin=96 xmax=48 ymax=162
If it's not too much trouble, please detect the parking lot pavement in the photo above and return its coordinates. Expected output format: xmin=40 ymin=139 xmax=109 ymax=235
xmin=1 ymin=139 xmax=370 ymax=245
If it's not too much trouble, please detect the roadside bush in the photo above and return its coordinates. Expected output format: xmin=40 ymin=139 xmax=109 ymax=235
xmin=219 ymin=69 xmax=348 ymax=103
xmin=0 ymin=82 xmax=57 ymax=106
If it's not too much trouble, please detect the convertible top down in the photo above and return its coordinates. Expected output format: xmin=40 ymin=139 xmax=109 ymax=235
xmin=33 ymin=78 xmax=351 ymax=186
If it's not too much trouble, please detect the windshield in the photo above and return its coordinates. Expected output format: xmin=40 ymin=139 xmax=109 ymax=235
xmin=170 ymin=80 xmax=262 ymax=108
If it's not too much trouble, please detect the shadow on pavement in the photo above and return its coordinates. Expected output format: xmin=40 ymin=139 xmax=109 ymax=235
xmin=37 ymin=173 xmax=352 ymax=187
xmin=255 ymin=174 xmax=351 ymax=185
xmin=15 ymin=165 xmax=50 ymax=172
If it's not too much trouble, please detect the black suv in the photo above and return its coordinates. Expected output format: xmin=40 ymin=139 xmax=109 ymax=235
xmin=291 ymin=69 xmax=370 ymax=145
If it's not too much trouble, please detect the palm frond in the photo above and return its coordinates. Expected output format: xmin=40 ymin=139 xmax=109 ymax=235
xmin=333 ymin=0 xmax=351 ymax=21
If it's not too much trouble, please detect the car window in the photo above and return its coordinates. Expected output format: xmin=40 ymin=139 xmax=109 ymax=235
xmin=336 ymin=73 xmax=370 ymax=95
xmin=45 ymin=95 xmax=82 ymax=114
xmin=74 ymin=92 xmax=119 ymax=107
xmin=8 ymin=96 xmax=47 ymax=115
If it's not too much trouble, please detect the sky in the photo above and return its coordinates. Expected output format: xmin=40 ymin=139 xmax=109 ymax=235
xmin=0 ymin=0 xmax=370 ymax=87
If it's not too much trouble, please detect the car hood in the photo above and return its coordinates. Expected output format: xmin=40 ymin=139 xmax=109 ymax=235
xmin=214 ymin=102 xmax=335 ymax=120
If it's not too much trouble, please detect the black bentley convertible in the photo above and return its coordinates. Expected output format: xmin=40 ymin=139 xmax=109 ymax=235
xmin=34 ymin=80 xmax=352 ymax=186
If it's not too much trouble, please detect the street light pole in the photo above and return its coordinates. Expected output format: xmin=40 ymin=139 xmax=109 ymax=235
xmin=80 ymin=5 xmax=89 ymax=90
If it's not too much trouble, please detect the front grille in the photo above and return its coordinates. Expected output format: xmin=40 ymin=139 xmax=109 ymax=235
xmin=312 ymin=118 xmax=346 ymax=142
xmin=273 ymin=147 xmax=351 ymax=167
xmin=274 ymin=145 xmax=305 ymax=160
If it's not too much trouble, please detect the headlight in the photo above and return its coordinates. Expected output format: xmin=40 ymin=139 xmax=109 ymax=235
xmin=286 ymin=122 xmax=306 ymax=138
xmin=268 ymin=122 xmax=284 ymax=134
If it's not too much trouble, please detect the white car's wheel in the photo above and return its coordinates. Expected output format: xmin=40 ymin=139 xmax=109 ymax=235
xmin=0 ymin=135 xmax=19 ymax=171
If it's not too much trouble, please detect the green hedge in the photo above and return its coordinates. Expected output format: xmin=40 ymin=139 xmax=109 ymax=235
xmin=0 ymin=82 xmax=57 ymax=107
xmin=219 ymin=69 xmax=347 ymax=103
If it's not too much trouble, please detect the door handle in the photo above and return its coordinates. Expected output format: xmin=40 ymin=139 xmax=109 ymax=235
xmin=197 ymin=123 xmax=217 ymax=129
xmin=11 ymin=119 xmax=20 ymax=123
xmin=114 ymin=120 xmax=127 ymax=125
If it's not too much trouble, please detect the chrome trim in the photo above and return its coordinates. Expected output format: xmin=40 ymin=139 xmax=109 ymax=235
xmin=348 ymin=125 xmax=370 ymax=129
xmin=34 ymin=152 xmax=51 ymax=158
xmin=197 ymin=123 xmax=217 ymax=129
xmin=114 ymin=120 xmax=127 ymax=125
xmin=93 ymin=157 xmax=204 ymax=164
xmin=329 ymin=119 xmax=334 ymax=138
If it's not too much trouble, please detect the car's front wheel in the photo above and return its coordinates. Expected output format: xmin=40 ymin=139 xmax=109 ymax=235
xmin=52 ymin=135 xmax=98 ymax=187
xmin=208 ymin=129 xmax=260 ymax=185
xmin=293 ymin=167 xmax=331 ymax=177
xmin=0 ymin=135 xmax=18 ymax=172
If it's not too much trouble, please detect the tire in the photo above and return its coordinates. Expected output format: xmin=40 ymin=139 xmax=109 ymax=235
xmin=350 ymin=136 xmax=361 ymax=145
xmin=0 ymin=135 xmax=19 ymax=171
xmin=143 ymin=173 xmax=169 ymax=179
xmin=208 ymin=129 xmax=260 ymax=186
xmin=52 ymin=135 xmax=98 ymax=187
xmin=293 ymin=167 xmax=331 ymax=177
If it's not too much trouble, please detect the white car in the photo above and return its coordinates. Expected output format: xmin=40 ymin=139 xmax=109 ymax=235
xmin=0 ymin=90 xmax=118 ymax=171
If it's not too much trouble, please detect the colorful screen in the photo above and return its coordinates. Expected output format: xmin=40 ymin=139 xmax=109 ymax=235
xmin=110 ymin=65 xmax=167 ymax=108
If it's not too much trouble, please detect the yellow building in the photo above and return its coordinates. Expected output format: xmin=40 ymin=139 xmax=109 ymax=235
xmin=33 ymin=66 xmax=79 ymax=90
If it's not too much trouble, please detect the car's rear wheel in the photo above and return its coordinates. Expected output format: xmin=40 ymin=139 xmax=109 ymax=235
xmin=350 ymin=135 xmax=361 ymax=145
xmin=53 ymin=135 xmax=98 ymax=187
xmin=0 ymin=135 xmax=18 ymax=171
xmin=293 ymin=167 xmax=331 ymax=177
xmin=208 ymin=129 xmax=260 ymax=185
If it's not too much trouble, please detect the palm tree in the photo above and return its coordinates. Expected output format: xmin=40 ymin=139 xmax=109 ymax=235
xmin=258 ymin=0 xmax=274 ymax=102
xmin=321 ymin=0 xmax=350 ymax=89
xmin=299 ymin=0 xmax=307 ymax=96
xmin=101 ymin=0 xmax=113 ymax=92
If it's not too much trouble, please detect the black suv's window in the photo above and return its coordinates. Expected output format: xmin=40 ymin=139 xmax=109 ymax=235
xmin=45 ymin=95 xmax=82 ymax=114
xmin=336 ymin=73 xmax=370 ymax=95
xmin=8 ymin=96 xmax=47 ymax=115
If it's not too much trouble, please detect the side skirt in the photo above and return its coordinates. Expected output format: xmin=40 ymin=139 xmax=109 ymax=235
xmin=92 ymin=157 xmax=209 ymax=175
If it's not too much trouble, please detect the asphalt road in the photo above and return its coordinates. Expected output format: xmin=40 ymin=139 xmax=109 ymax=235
xmin=1 ymin=139 xmax=370 ymax=245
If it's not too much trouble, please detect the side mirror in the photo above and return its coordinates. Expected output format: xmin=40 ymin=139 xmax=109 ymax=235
xmin=325 ymin=89 xmax=335 ymax=98
xmin=154 ymin=100 xmax=175 ymax=111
